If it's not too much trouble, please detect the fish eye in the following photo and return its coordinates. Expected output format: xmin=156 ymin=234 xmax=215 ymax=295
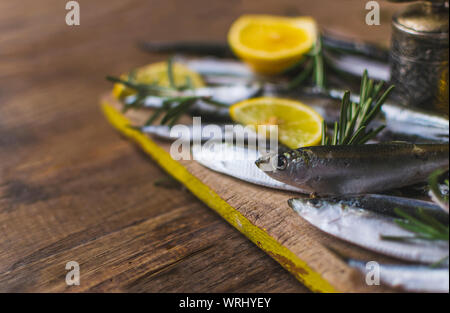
xmin=277 ymin=155 xmax=288 ymax=170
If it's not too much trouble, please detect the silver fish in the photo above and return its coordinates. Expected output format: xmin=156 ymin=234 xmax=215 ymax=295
xmin=347 ymin=259 xmax=449 ymax=293
xmin=314 ymin=194 xmax=449 ymax=224
xmin=288 ymin=197 xmax=449 ymax=264
xmin=140 ymin=124 xmax=263 ymax=143
xmin=256 ymin=143 xmax=449 ymax=196
xmin=192 ymin=142 xmax=306 ymax=193
xmin=124 ymin=83 xmax=262 ymax=107
xmin=174 ymin=55 xmax=254 ymax=79
xmin=324 ymin=51 xmax=390 ymax=81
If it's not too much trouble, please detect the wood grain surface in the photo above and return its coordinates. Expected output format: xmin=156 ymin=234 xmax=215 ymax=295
xmin=102 ymin=96 xmax=399 ymax=292
xmin=0 ymin=0 xmax=401 ymax=292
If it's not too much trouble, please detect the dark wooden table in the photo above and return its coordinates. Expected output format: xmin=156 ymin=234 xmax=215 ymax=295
xmin=0 ymin=0 xmax=399 ymax=292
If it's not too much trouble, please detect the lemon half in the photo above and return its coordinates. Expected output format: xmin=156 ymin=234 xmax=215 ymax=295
xmin=228 ymin=15 xmax=317 ymax=75
xmin=230 ymin=97 xmax=323 ymax=149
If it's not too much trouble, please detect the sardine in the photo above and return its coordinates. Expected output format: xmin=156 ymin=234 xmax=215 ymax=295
xmin=140 ymin=124 xmax=262 ymax=143
xmin=173 ymin=55 xmax=254 ymax=79
xmin=192 ymin=142 xmax=306 ymax=193
xmin=312 ymin=194 xmax=449 ymax=224
xmin=124 ymin=83 xmax=262 ymax=107
xmin=321 ymin=34 xmax=389 ymax=62
xmin=256 ymin=143 xmax=449 ymax=196
xmin=288 ymin=197 xmax=449 ymax=263
xmin=324 ymin=51 xmax=390 ymax=81
xmin=315 ymin=88 xmax=449 ymax=141
xmin=347 ymin=259 xmax=449 ymax=293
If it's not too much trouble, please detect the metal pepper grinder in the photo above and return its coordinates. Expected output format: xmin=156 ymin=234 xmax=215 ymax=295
xmin=389 ymin=0 xmax=449 ymax=115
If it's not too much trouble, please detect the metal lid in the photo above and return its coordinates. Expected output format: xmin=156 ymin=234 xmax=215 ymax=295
xmin=393 ymin=1 xmax=449 ymax=37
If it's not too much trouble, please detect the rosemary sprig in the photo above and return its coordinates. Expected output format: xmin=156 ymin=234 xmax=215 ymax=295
xmin=381 ymin=207 xmax=449 ymax=242
xmin=312 ymin=36 xmax=325 ymax=89
xmin=321 ymin=70 xmax=395 ymax=145
xmin=106 ymin=58 xmax=226 ymax=126
xmin=166 ymin=56 xmax=176 ymax=89
xmin=287 ymin=35 xmax=325 ymax=90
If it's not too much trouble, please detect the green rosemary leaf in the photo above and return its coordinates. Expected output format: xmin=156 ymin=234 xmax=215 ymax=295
xmin=359 ymin=70 xmax=368 ymax=106
xmin=332 ymin=122 xmax=338 ymax=145
xmin=321 ymin=71 xmax=394 ymax=146
xmin=338 ymin=91 xmax=349 ymax=144
xmin=313 ymin=38 xmax=325 ymax=89
xmin=416 ymin=208 xmax=449 ymax=236
xmin=394 ymin=208 xmax=449 ymax=240
xmin=321 ymin=120 xmax=327 ymax=146
xmin=372 ymin=80 xmax=384 ymax=100
xmin=160 ymin=97 xmax=197 ymax=125
xmin=379 ymin=235 xmax=417 ymax=242
xmin=356 ymin=97 xmax=372 ymax=130
xmin=347 ymin=126 xmax=366 ymax=145
xmin=283 ymin=55 xmax=309 ymax=74
xmin=363 ymin=85 xmax=395 ymax=126
xmin=167 ymin=56 xmax=176 ymax=89
xmin=365 ymin=79 xmax=374 ymax=103
xmin=341 ymin=104 xmax=361 ymax=144
xmin=145 ymin=101 xmax=171 ymax=125
xmin=395 ymin=219 xmax=438 ymax=239
xmin=287 ymin=35 xmax=325 ymax=90
xmin=355 ymin=125 xmax=385 ymax=144
xmin=106 ymin=75 xmax=171 ymax=96
xmin=167 ymin=108 xmax=189 ymax=127
xmin=287 ymin=60 xmax=314 ymax=90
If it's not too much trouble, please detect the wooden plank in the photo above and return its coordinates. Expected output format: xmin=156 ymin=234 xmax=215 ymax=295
xmin=0 ymin=0 xmax=315 ymax=292
xmin=0 ymin=0 xmax=407 ymax=292
xmin=102 ymin=95 xmax=399 ymax=292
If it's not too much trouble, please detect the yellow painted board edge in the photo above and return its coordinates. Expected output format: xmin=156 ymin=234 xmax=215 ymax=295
xmin=101 ymin=101 xmax=338 ymax=293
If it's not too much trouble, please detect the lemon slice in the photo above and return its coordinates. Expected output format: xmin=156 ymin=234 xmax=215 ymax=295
xmin=112 ymin=61 xmax=205 ymax=99
xmin=228 ymin=15 xmax=317 ymax=75
xmin=230 ymin=97 xmax=323 ymax=149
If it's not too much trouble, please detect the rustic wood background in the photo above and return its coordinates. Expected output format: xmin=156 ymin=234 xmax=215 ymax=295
xmin=0 ymin=0 xmax=402 ymax=292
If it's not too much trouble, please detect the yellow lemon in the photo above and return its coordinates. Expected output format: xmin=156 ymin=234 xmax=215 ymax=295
xmin=230 ymin=97 xmax=323 ymax=149
xmin=228 ymin=15 xmax=317 ymax=75
xmin=112 ymin=61 xmax=205 ymax=99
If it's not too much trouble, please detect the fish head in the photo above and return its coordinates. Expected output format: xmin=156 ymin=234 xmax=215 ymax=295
xmin=255 ymin=149 xmax=311 ymax=185
xmin=287 ymin=198 xmax=338 ymax=224
xmin=288 ymin=198 xmax=326 ymax=213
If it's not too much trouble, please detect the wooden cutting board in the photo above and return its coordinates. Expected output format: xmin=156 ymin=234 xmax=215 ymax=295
xmin=101 ymin=94 xmax=401 ymax=292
